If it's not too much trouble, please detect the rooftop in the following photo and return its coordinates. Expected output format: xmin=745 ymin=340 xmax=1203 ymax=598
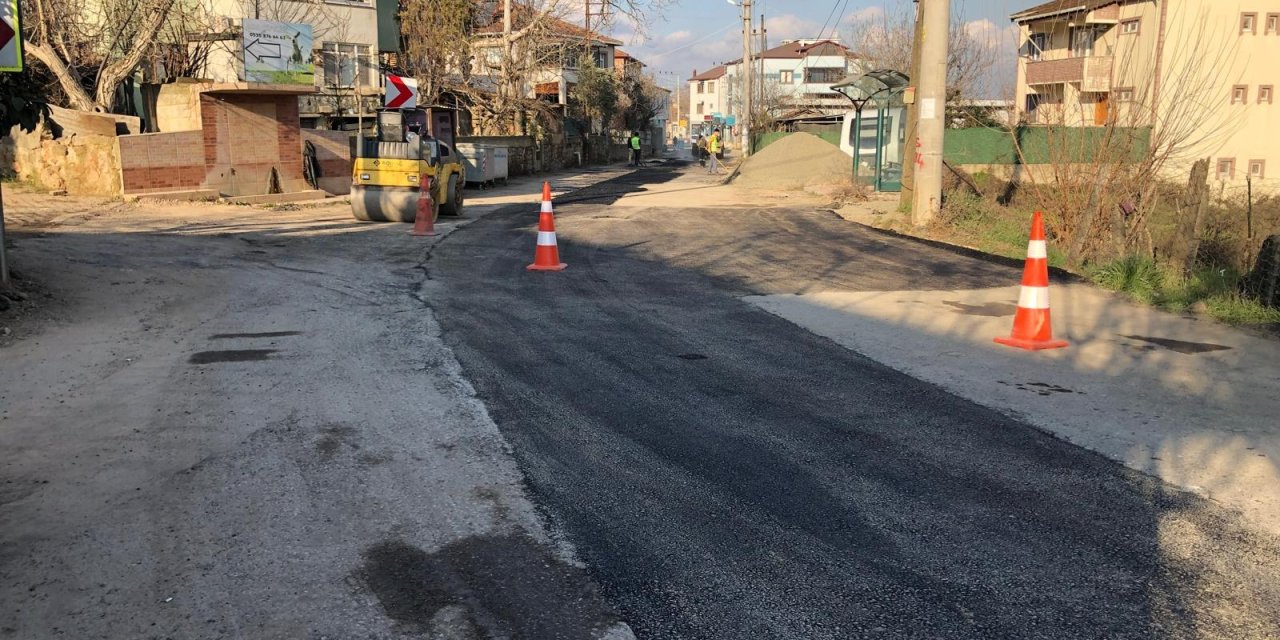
xmin=689 ymin=66 xmax=727 ymax=81
xmin=474 ymin=4 xmax=622 ymax=45
xmin=1010 ymin=0 xmax=1116 ymax=23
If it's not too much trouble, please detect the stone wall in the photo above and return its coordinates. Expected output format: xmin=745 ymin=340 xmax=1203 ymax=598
xmin=0 ymin=121 xmax=124 ymax=197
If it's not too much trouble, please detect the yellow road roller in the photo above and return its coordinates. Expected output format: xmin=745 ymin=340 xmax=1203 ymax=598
xmin=351 ymin=107 xmax=466 ymax=222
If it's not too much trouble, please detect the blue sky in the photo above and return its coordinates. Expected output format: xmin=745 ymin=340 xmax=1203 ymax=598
xmin=608 ymin=0 xmax=1032 ymax=94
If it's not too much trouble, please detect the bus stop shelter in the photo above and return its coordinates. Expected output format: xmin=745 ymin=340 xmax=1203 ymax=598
xmin=831 ymin=70 xmax=909 ymax=192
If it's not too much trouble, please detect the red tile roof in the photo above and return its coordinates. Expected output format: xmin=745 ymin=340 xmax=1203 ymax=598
xmin=689 ymin=66 xmax=727 ymax=81
xmin=473 ymin=4 xmax=622 ymax=45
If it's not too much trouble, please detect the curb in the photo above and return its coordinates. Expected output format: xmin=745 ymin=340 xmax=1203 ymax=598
xmin=832 ymin=212 xmax=1087 ymax=284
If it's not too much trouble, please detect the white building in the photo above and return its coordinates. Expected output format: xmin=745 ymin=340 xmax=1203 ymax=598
xmin=726 ymin=39 xmax=863 ymax=119
xmin=687 ymin=66 xmax=729 ymax=134
xmin=193 ymin=0 xmax=384 ymax=127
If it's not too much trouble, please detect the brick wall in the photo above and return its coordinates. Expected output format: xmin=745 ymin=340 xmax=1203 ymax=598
xmin=119 ymin=131 xmax=206 ymax=193
xmin=200 ymin=94 xmax=308 ymax=196
xmin=119 ymin=93 xmax=311 ymax=196
xmin=1025 ymin=58 xmax=1084 ymax=85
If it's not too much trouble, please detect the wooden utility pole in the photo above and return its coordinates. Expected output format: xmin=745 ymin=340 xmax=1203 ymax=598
xmin=740 ymin=0 xmax=753 ymax=157
xmin=910 ymin=0 xmax=948 ymax=226
xmin=899 ymin=0 xmax=926 ymax=210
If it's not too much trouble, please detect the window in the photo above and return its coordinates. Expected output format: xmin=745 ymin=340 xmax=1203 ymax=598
xmin=321 ymin=42 xmax=372 ymax=89
xmin=707 ymin=81 xmax=715 ymax=92
xmin=1025 ymin=94 xmax=1042 ymax=118
xmin=697 ymin=81 xmax=704 ymax=94
xmin=1070 ymin=26 xmax=1100 ymax=57
xmin=1120 ymin=19 xmax=1140 ymax=35
xmin=1261 ymin=86 xmax=1274 ymax=104
xmin=1028 ymin=33 xmax=1047 ymax=61
xmin=1232 ymin=85 xmax=1248 ymax=104
xmin=779 ymin=70 xmax=793 ymax=84
xmin=1268 ymin=14 xmax=1279 ymax=35
xmin=804 ymin=67 xmax=844 ymax=84
xmin=1249 ymin=160 xmax=1266 ymax=179
xmin=696 ymin=102 xmax=704 ymax=115
xmin=1241 ymin=13 xmax=1257 ymax=35
xmin=1116 ymin=87 xmax=1135 ymax=101
xmin=479 ymin=47 xmax=502 ymax=68
xmin=1217 ymin=159 xmax=1235 ymax=180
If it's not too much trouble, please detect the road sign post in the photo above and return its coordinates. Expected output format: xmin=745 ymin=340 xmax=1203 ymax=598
xmin=0 ymin=0 xmax=23 ymax=289
xmin=384 ymin=74 xmax=418 ymax=110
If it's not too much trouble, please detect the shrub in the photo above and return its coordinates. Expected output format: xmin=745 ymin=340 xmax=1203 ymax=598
xmin=1091 ymin=255 xmax=1163 ymax=303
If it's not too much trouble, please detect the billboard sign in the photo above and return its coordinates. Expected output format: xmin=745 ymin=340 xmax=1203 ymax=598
xmin=243 ymin=20 xmax=313 ymax=84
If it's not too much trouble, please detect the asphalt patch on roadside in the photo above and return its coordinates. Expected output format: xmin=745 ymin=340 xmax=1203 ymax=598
xmin=998 ymin=380 xmax=1083 ymax=396
xmin=1122 ymin=335 xmax=1232 ymax=354
xmin=943 ymin=300 xmax=1018 ymax=317
xmin=187 ymin=349 xmax=278 ymax=364
xmin=357 ymin=534 xmax=619 ymax=637
xmin=209 ymin=330 xmax=302 ymax=339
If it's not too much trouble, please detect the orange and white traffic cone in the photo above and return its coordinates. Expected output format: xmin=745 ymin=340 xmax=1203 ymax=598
xmin=410 ymin=174 xmax=437 ymax=237
xmin=527 ymin=181 xmax=567 ymax=271
xmin=995 ymin=211 xmax=1068 ymax=351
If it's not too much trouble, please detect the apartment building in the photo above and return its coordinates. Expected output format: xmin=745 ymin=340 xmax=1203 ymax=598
xmin=688 ymin=66 xmax=730 ymax=132
xmin=1012 ymin=0 xmax=1280 ymax=189
xmin=726 ymin=39 xmax=862 ymax=117
xmin=471 ymin=8 xmax=619 ymax=107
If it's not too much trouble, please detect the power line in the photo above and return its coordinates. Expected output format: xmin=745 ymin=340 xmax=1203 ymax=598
xmin=644 ymin=22 xmax=738 ymax=63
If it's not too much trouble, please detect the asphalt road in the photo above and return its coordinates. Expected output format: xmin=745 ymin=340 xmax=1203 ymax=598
xmin=426 ymin=166 xmax=1280 ymax=639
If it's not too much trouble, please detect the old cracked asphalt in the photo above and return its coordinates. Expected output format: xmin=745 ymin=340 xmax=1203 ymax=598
xmin=423 ymin=164 xmax=1280 ymax=639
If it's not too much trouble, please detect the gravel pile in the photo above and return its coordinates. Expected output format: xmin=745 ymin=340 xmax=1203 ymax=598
xmin=735 ymin=133 xmax=852 ymax=189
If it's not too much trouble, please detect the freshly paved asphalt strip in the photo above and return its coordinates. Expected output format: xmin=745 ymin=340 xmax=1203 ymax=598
xmin=424 ymin=167 xmax=1280 ymax=639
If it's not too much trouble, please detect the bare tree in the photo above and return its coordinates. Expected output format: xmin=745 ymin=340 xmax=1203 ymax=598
xmin=22 ymin=0 xmax=179 ymax=111
xmin=844 ymin=2 xmax=997 ymax=104
xmin=615 ymin=72 xmax=663 ymax=132
xmin=398 ymin=0 xmax=475 ymax=105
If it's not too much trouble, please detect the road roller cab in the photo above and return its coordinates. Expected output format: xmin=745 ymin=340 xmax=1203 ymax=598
xmin=351 ymin=107 xmax=465 ymax=222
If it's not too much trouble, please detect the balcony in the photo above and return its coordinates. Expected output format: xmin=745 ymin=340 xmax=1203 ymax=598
xmin=1026 ymin=56 xmax=1113 ymax=92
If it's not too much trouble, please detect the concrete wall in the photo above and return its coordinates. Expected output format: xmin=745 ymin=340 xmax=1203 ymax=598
xmin=155 ymin=83 xmax=203 ymax=132
xmin=455 ymin=134 xmax=628 ymax=175
xmin=301 ymin=129 xmax=352 ymax=195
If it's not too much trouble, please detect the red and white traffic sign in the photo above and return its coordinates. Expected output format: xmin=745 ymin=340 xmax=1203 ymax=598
xmin=384 ymin=74 xmax=418 ymax=110
xmin=0 ymin=0 xmax=23 ymax=73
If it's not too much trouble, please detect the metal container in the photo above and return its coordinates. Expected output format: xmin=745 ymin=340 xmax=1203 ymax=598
xmin=456 ymin=143 xmax=495 ymax=186
xmin=489 ymin=145 xmax=510 ymax=184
